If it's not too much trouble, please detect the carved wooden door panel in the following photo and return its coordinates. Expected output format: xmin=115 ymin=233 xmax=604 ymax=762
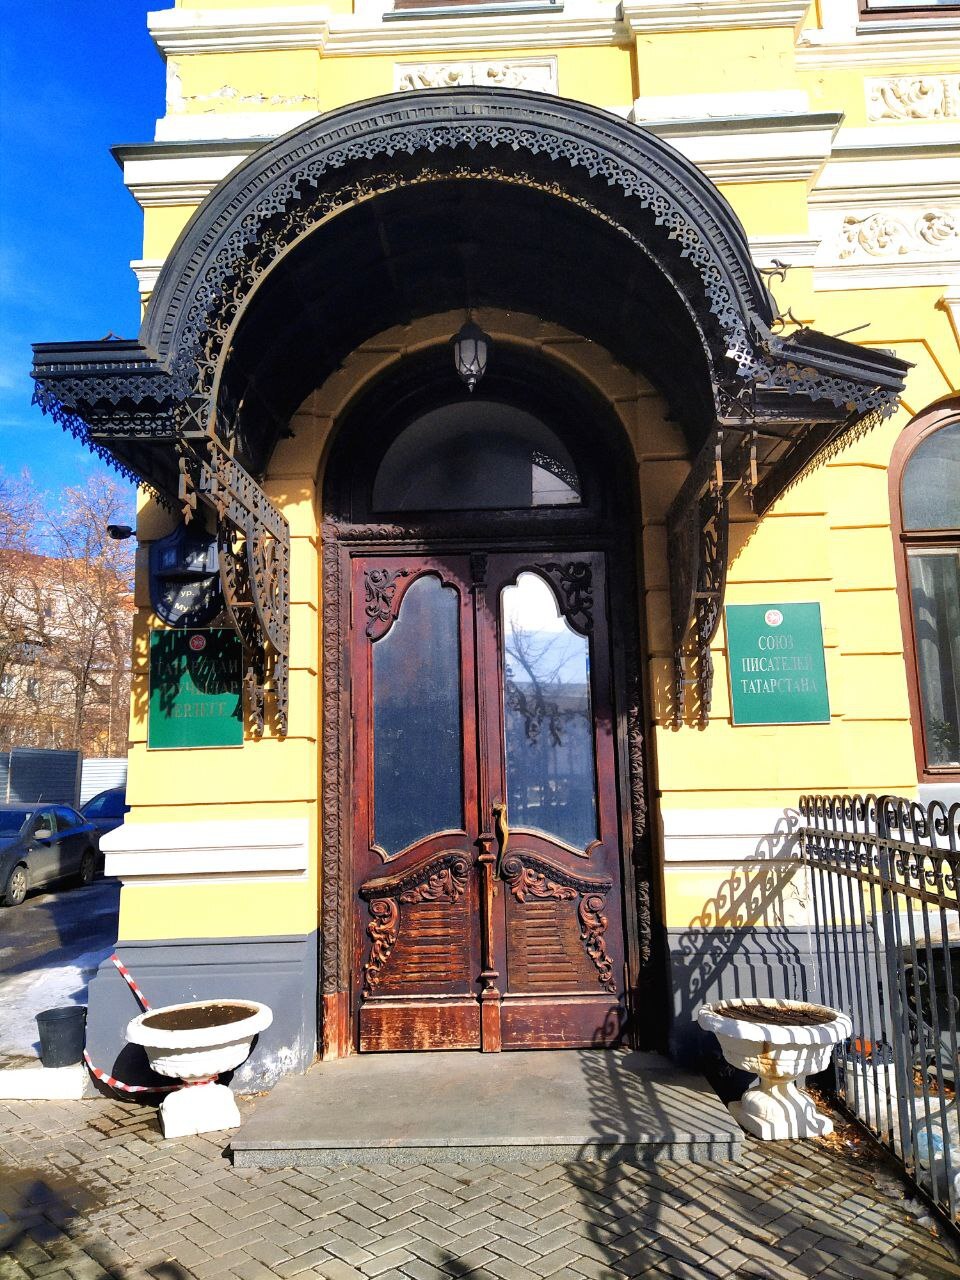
xmin=352 ymin=556 xmax=482 ymax=1051
xmin=351 ymin=551 xmax=626 ymax=1052
xmin=479 ymin=553 xmax=626 ymax=1048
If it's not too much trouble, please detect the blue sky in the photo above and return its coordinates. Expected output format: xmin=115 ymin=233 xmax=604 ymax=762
xmin=0 ymin=2 xmax=163 ymax=516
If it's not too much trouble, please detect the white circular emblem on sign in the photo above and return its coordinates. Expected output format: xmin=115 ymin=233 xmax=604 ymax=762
xmin=189 ymin=634 xmax=207 ymax=652
xmin=764 ymin=609 xmax=784 ymax=627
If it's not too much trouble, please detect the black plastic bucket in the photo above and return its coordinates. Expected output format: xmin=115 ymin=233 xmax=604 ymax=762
xmin=36 ymin=1006 xmax=87 ymax=1068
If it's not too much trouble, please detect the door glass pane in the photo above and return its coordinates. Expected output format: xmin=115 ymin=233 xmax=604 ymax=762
xmin=909 ymin=550 xmax=960 ymax=767
xmin=501 ymin=572 xmax=598 ymax=849
xmin=902 ymin=423 xmax=960 ymax=531
xmin=373 ymin=574 xmax=463 ymax=855
xmin=372 ymin=402 xmax=581 ymax=511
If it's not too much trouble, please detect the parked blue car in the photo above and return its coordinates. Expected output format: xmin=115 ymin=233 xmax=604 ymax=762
xmin=0 ymin=804 xmax=100 ymax=907
xmin=80 ymin=785 xmax=128 ymax=839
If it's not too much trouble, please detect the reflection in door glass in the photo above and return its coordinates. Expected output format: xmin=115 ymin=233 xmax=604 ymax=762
xmin=501 ymin=573 xmax=598 ymax=850
xmin=373 ymin=574 xmax=464 ymax=856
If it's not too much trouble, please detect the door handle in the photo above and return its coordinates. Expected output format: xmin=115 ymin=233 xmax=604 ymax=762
xmin=493 ymin=802 xmax=509 ymax=877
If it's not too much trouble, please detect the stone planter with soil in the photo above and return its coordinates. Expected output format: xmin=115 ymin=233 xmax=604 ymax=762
xmin=698 ymin=998 xmax=852 ymax=1140
xmin=126 ymin=999 xmax=273 ymax=1138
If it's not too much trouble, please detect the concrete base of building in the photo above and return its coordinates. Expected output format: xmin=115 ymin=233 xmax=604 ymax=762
xmin=84 ymin=934 xmax=317 ymax=1093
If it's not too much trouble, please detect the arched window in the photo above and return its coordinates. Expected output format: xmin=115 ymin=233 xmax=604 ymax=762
xmin=372 ymin=401 xmax=581 ymax=512
xmin=892 ymin=402 xmax=960 ymax=778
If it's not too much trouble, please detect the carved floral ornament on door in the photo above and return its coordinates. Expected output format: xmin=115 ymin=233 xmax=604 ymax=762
xmin=30 ymin=89 xmax=909 ymax=734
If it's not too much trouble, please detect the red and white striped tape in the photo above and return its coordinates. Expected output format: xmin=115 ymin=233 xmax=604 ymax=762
xmin=82 ymin=952 xmax=217 ymax=1095
xmin=83 ymin=1048 xmax=184 ymax=1094
xmin=110 ymin=952 xmax=152 ymax=1011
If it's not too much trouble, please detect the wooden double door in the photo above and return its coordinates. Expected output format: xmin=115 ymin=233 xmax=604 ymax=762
xmin=351 ymin=550 xmax=627 ymax=1051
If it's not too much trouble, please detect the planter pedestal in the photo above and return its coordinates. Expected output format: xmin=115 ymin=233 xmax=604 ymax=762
xmin=161 ymin=1082 xmax=241 ymax=1139
xmin=730 ymin=1068 xmax=834 ymax=1140
xmin=698 ymin=999 xmax=852 ymax=1141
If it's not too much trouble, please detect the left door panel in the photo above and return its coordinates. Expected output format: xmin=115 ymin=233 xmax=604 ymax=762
xmin=352 ymin=557 xmax=482 ymax=1051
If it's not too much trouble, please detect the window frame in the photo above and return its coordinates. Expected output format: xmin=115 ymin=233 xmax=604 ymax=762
xmin=890 ymin=396 xmax=960 ymax=782
xmin=858 ymin=0 xmax=960 ymax=18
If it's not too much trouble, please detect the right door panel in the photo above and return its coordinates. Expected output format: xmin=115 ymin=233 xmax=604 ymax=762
xmin=483 ymin=554 xmax=626 ymax=1048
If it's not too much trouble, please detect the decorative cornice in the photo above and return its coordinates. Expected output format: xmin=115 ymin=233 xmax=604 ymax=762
xmin=130 ymin=259 xmax=163 ymax=301
xmin=748 ymin=234 xmax=820 ymax=268
xmin=148 ymin=5 xmax=332 ymax=54
xmin=643 ymin=112 xmax=841 ymax=184
xmin=796 ymin=21 xmax=960 ymax=70
xmin=120 ymin=149 xmax=252 ymax=204
xmin=810 ymin=131 xmax=960 ymax=206
xmin=149 ymin=3 xmax=625 ymax=57
xmin=622 ymin=0 xmax=809 ymax=33
xmin=814 ymin=260 xmax=960 ymax=290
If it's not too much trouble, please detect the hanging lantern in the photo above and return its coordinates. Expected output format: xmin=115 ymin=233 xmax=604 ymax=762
xmin=452 ymin=321 xmax=490 ymax=393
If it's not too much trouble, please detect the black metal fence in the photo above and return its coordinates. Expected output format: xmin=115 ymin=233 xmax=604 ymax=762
xmin=801 ymin=794 xmax=960 ymax=1224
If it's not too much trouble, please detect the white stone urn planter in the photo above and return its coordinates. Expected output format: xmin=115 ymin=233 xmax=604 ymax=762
xmin=126 ymin=999 xmax=272 ymax=1138
xmin=698 ymin=998 xmax=852 ymax=1140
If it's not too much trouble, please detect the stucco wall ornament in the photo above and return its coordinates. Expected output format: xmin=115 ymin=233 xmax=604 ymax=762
xmin=867 ymin=75 xmax=960 ymax=121
xmin=839 ymin=210 xmax=960 ymax=260
xmin=183 ymin=85 xmax=321 ymax=109
xmin=395 ymin=59 xmax=557 ymax=94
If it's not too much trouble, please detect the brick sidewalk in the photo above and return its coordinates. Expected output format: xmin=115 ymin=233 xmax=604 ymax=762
xmin=1 ymin=1098 xmax=958 ymax=1280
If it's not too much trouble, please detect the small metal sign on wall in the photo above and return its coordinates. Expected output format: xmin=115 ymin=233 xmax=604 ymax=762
xmin=725 ymin=603 xmax=830 ymax=726
xmin=148 ymin=629 xmax=244 ymax=749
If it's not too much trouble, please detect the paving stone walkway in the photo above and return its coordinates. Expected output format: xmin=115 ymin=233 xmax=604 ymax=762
xmin=1 ymin=1097 xmax=959 ymax=1280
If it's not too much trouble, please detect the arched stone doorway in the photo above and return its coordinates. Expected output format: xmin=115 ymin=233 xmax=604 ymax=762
xmin=318 ymin=335 xmax=658 ymax=1055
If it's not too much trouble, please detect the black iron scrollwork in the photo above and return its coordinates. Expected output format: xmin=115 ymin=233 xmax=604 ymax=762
xmin=179 ymin=429 xmax=290 ymax=738
xmin=541 ymin=560 xmax=593 ymax=634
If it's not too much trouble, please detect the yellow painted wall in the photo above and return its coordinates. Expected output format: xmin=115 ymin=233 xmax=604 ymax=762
xmin=118 ymin=4 xmax=960 ymax=957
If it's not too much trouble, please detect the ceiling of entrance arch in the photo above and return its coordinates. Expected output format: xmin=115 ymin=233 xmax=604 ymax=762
xmin=219 ymin=178 xmax=714 ymax=476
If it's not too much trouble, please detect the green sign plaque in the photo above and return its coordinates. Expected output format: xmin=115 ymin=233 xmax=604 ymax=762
xmin=725 ymin=603 xmax=830 ymax=726
xmin=148 ymin=628 xmax=244 ymax=749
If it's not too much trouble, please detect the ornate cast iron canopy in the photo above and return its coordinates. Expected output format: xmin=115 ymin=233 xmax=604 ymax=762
xmin=31 ymin=88 xmax=910 ymax=732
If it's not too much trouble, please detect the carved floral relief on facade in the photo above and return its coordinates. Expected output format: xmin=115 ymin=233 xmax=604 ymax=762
xmin=838 ymin=210 xmax=960 ymax=260
xmin=395 ymin=59 xmax=557 ymax=95
xmin=867 ymin=76 xmax=960 ymax=122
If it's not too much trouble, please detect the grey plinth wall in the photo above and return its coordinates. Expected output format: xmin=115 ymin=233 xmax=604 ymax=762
xmin=668 ymin=925 xmax=879 ymax=1100
xmin=85 ymin=934 xmax=317 ymax=1092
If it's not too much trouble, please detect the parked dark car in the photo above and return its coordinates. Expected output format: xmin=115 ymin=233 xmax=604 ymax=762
xmin=0 ymin=804 xmax=100 ymax=907
xmin=81 ymin=785 xmax=128 ymax=839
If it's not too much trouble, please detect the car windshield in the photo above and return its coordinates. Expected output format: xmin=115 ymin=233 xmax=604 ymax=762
xmin=0 ymin=810 xmax=32 ymax=837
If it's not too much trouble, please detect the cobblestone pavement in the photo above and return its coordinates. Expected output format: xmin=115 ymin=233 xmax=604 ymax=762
xmin=2 ymin=1098 xmax=959 ymax=1280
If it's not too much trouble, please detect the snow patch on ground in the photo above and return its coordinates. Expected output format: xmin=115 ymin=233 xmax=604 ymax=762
xmin=0 ymin=947 xmax=112 ymax=1057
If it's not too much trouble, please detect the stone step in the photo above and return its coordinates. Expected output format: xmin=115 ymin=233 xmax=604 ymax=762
xmin=231 ymin=1048 xmax=743 ymax=1167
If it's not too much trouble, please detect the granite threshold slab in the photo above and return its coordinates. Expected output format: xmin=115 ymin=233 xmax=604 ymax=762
xmin=231 ymin=1048 xmax=743 ymax=1167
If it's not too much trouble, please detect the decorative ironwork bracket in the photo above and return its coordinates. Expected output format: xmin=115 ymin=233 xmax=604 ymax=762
xmin=667 ymin=432 xmax=731 ymax=729
xmin=176 ymin=401 xmax=289 ymax=739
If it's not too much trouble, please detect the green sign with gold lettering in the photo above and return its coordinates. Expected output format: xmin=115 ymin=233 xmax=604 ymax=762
xmin=148 ymin=628 xmax=244 ymax=749
xmin=725 ymin=603 xmax=830 ymax=726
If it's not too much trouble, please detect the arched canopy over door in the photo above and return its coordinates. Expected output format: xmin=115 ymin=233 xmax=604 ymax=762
xmin=32 ymin=88 xmax=910 ymax=735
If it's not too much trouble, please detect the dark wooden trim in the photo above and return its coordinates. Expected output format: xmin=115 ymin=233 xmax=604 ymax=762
xmin=858 ymin=1 xmax=960 ymax=17
xmin=317 ymin=353 xmax=665 ymax=1056
xmin=888 ymin=393 xmax=960 ymax=784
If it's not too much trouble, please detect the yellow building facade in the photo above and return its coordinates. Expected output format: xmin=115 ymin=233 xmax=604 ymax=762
xmin=32 ymin=0 xmax=960 ymax=1083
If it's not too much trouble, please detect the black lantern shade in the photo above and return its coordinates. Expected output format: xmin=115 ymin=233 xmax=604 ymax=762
xmin=452 ymin=321 xmax=490 ymax=393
